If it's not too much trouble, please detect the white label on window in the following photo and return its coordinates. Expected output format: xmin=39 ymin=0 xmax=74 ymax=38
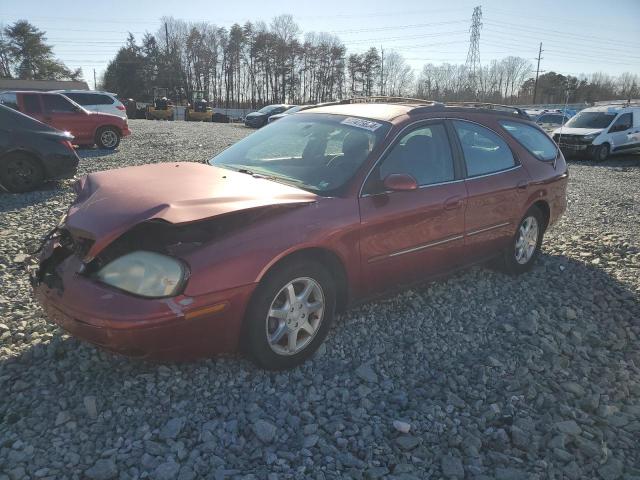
xmin=341 ymin=117 xmax=382 ymax=131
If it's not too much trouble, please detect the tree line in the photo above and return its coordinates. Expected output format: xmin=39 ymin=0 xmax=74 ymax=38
xmin=1 ymin=18 xmax=638 ymax=107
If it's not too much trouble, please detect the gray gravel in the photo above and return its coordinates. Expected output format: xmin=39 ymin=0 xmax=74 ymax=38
xmin=1 ymin=119 xmax=639 ymax=479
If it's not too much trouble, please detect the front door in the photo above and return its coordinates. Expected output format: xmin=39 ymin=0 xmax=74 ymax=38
xmin=359 ymin=121 xmax=467 ymax=296
xmin=41 ymin=94 xmax=91 ymax=143
xmin=608 ymin=112 xmax=634 ymax=152
xmin=450 ymin=120 xmax=531 ymax=262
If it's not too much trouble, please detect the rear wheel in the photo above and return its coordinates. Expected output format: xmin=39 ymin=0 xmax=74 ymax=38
xmin=591 ymin=143 xmax=610 ymax=162
xmin=244 ymin=260 xmax=335 ymax=370
xmin=499 ymin=206 xmax=545 ymax=274
xmin=0 ymin=152 xmax=44 ymax=193
xmin=96 ymin=127 xmax=121 ymax=149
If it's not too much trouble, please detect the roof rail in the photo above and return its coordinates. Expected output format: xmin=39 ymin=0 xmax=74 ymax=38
xmin=593 ymin=99 xmax=640 ymax=107
xmin=348 ymin=96 xmax=439 ymax=105
xmin=444 ymin=102 xmax=529 ymax=118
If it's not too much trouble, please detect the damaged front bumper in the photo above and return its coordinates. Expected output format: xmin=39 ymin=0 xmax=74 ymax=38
xmin=31 ymin=232 xmax=256 ymax=360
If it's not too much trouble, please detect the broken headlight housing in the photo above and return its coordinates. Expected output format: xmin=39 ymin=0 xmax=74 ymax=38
xmin=95 ymin=251 xmax=188 ymax=298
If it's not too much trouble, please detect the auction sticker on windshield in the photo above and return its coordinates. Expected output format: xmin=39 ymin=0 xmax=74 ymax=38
xmin=341 ymin=117 xmax=383 ymax=131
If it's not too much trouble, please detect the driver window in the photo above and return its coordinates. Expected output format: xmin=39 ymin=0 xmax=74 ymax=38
xmin=611 ymin=113 xmax=632 ymax=131
xmin=377 ymin=123 xmax=454 ymax=188
xmin=43 ymin=95 xmax=75 ymax=113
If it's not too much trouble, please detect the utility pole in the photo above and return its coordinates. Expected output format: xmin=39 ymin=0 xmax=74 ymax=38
xmin=93 ymin=69 xmax=96 ymax=90
xmin=380 ymin=46 xmax=384 ymax=96
xmin=533 ymin=42 xmax=543 ymax=104
xmin=165 ymin=22 xmax=170 ymax=52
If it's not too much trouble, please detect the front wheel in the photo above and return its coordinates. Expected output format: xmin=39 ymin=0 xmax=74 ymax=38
xmin=244 ymin=260 xmax=336 ymax=370
xmin=0 ymin=153 xmax=44 ymax=193
xmin=96 ymin=127 xmax=121 ymax=149
xmin=591 ymin=143 xmax=610 ymax=162
xmin=499 ymin=207 xmax=545 ymax=274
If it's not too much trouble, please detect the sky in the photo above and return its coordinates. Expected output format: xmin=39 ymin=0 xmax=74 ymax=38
xmin=2 ymin=0 xmax=639 ymax=89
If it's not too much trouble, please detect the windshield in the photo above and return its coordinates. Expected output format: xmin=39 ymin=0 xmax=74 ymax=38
xmin=565 ymin=111 xmax=616 ymax=129
xmin=209 ymin=113 xmax=391 ymax=194
xmin=284 ymin=105 xmax=304 ymax=114
xmin=258 ymin=105 xmax=280 ymax=114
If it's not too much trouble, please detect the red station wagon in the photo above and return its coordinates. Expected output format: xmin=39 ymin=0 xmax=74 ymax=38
xmin=1 ymin=91 xmax=130 ymax=149
xmin=32 ymin=100 xmax=568 ymax=369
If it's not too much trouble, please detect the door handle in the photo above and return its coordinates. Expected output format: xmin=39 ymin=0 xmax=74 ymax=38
xmin=516 ymin=181 xmax=529 ymax=190
xmin=444 ymin=196 xmax=463 ymax=210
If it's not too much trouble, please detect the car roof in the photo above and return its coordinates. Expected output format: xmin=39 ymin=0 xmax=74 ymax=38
xmin=304 ymin=103 xmax=414 ymax=121
xmin=581 ymin=105 xmax=637 ymax=113
xmin=53 ymin=89 xmax=117 ymax=96
xmin=6 ymin=90 xmax=61 ymax=95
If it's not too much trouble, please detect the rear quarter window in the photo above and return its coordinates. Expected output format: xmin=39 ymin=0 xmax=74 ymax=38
xmin=500 ymin=120 xmax=557 ymax=161
xmin=0 ymin=92 xmax=19 ymax=110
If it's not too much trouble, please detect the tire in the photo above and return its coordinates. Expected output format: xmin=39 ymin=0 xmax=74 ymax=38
xmin=499 ymin=206 xmax=545 ymax=275
xmin=591 ymin=143 xmax=610 ymax=162
xmin=96 ymin=126 xmax=121 ymax=150
xmin=244 ymin=260 xmax=336 ymax=370
xmin=0 ymin=152 xmax=44 ymax=193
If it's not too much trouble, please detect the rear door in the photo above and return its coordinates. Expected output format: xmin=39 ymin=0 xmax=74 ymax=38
xmin=451 ymin=120 xmax=531 ymax=263
xmin=359 ymin=120 xmax=467 ymax=295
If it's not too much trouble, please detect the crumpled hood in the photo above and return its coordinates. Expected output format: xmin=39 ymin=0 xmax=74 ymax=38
xmin=65 ymin=162 xmax=317 ymax=260
xmin=552 ymin=126 xmax=604 ymax=136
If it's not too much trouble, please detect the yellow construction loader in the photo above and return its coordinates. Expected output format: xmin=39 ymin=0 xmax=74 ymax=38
xmin=145 ymin=88 xmax=174 ymax=121
xmin=185 ymin=90 xmax=212 ymax=122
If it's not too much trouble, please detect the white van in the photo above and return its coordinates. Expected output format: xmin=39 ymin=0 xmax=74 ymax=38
xmin=552 ymin=102 xmax=640 ymax=161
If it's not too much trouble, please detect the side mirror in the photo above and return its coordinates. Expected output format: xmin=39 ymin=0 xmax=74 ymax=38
xmin=383 ymin=173 xmax=418 ymax=192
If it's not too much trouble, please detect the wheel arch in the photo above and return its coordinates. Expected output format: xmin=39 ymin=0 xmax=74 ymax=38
xmin=257 ymin=247 xmax=350 ymax=313
xmin=530 ymin=199 xmax=550 ymax=232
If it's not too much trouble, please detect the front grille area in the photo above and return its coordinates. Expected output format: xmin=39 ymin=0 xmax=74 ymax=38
xmin=553 ymin=134 xmax=589 ymax=146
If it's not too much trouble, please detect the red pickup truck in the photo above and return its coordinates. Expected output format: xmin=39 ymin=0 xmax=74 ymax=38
xmin=1 ymin=91 xmax=131 ymax=149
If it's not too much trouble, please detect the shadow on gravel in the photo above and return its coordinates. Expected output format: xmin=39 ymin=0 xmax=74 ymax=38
xmin=0 ymin=182 xmax=66 ymax=213
xmin=77 ymin=148 xmax=119 ymax=159
xmin=1 ymin=251 xmax=638 ymax=478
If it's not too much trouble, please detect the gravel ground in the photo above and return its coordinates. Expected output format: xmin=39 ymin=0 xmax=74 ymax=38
xmin=1 ymin=119 xmax=639 ymax=480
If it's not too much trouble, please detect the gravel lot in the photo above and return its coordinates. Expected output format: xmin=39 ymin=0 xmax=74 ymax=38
xmin=1 ymin=119 xmax=639 ymax=480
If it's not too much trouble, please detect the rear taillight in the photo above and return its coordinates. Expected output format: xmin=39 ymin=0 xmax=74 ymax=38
xmin=116 ymin=105 xmax=126 ymax=110
xmin=60 ymin=139 xmax=75 ymax=151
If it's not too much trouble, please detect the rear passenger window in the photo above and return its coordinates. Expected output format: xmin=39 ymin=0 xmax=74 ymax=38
xmin=452 ymin=121 xmax=515 ymax=177
xmin=23 ymin=94 xmax=42 ymax=114
xmin=97 ymin=94 xmax=114 ymax=105
xmin=378 ymin=123 xmax=455 ymax=187
xmin=0 ymin=92 xmax=19 ymax=110
xmin=500 ymin=120 xmax=558 ymax=161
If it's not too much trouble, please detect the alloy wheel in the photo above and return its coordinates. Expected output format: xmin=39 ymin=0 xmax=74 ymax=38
xmin=100 ymin=130 xmax=118 ymax=148
xmin=514 ymin=216 xmax=539 ymax=265
xmin=265 ymin=277 xmax=325 ymax=356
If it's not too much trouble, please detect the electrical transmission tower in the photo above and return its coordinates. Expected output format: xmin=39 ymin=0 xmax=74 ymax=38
xmin=465 ymin=6 xmax=483 ymax=99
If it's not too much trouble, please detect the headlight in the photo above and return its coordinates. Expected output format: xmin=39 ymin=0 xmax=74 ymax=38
xmin=582 ymin=134 xmax=597 ymax=142
xmin=95 ymin=251 xmax=187 ymax=298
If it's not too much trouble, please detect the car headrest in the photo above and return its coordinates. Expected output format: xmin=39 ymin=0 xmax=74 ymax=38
xmin=342 ymin=131 xmax=370 ymax=157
